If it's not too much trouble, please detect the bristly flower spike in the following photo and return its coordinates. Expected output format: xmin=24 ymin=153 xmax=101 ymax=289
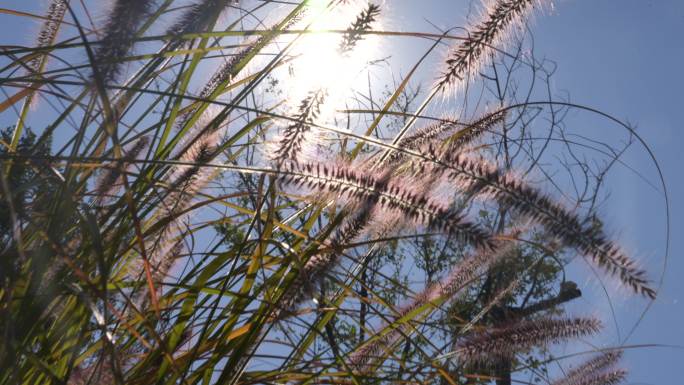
xmin=131 ymin=126 xmax=222 ymax=306
xmin=274 ymin=179 xmax=382 ymax=319
xmin=416 ymin=151 xmax=656 ymax=299
xmin=562 ymin=370 xmax=627 ymax=385
xmin=93 ymin=0 xmax=156 ymax=82
xmin=437 ymin=0 xmax=542 ymax=92
xmin=191 ymin=9 xmax=303 ymax=105
xmin=272 ymin=89 xmax=328 ymax=165
xmin=279 ymin=161 xmax=494 ymax=250
xmin=456 ymin=317 xmax=602 ymax=366
xmin=167 ymin=0 xmax=238 ymax=38
xmin=552 ymin=351 xmax=625 ymax=385
xmin=29 ymin=0 xmax=67 ymax=73
xmin=384 ymin=108 xmax=507 ymax=167
xmin=338 ymin=3 xmax=381 ymax=55
xmin=444 ymin=108 xmax=507 ymax=152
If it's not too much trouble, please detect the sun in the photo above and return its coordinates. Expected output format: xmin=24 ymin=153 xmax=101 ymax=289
xmin=283 ymin=2 xmax=381 ymax=118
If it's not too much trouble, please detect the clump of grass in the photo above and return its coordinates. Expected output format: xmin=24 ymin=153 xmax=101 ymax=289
xmin=0 ymin=0 xmax=661 ymax=384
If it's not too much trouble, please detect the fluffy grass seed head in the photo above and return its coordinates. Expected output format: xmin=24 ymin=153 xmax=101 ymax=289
xmin=456 ymin=317 xmax=602 ymax=366
xmin=436 ymin=0 xmax=544 ymax=94
xmin=271 ymin=89 xmax=328 ymax=165
xmin=167 ymin=0 xmax=238 ymax=38
xmin=278 ymin=161 xmax=495 ymax=250
xmin=338 ymin=3 xmax=381 ymax=55
xmin=29 ymin=0 xmax=67 ymax=73
xmin=92 ymin=0 xmax=156 ymax=83
xmin=552 ymin=351 xmax=624 ymax=385
xmin=428 ymin=150 xmax=656 ymax=298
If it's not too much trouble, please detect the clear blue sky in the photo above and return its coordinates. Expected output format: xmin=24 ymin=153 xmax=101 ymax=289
xmin=1 ymin=0 xmax=682 ymax=383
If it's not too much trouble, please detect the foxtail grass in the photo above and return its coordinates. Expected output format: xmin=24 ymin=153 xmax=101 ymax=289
xmin=437 ymin=0 xmax=541 ymax=92
xmin=408 ymin=150 xmax=656 ymax=298
xmin=338 ymin=3 xmax=381 ymax=54
xmin=273 ymin=89 xmax=328 ymax=164
xmin=278 ymin=160 xmax=495 ymax=249
xmin=456 ymin=317 xmax=602 ymax=366
xmin=555 ymin=370 xmax=627 ymax=385
xmin=167 ymin=0 xmax=237 ymax=37
xmin=552 ymin=351 xmax=625 ymax=385
xmin=93 ymin=0 xmax=156 ymax=82
xmin=29 ymin=0 xmax=67 ymax=73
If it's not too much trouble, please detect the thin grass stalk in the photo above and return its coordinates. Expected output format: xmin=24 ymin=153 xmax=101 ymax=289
xmin=93 ymin=136 xmax=149 ymax=206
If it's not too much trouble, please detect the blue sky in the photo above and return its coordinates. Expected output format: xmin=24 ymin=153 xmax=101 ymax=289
xmin=1 ymin=0 xmax=682 ymax=383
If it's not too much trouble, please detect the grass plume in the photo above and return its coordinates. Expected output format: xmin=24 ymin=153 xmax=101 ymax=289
xmin=273 ymin=89 xmax=328 ymax=164
xmin=456 ymin=317 xmax=602 ymax=366
xmin=338 ymin=3 xmax=381 ymax=54
xmin=555 ymin=370 xmax=628 ymax=385
xmin=29 ymin=0 xmax=67 ymax=73
xmin=167 ymin=0 xmax=237 ymax=37
xmin=552 ymin=351 xmax=624 ymax=385
xmin=279 ymin=160 xmax=495 ymax=250
xmin=437 ymin=0 xmax=539 ymax=92
xmin=411 ymin=150 xmax=656 ymax=298
xmin=93 ymin=0 xmax=156 ymax=82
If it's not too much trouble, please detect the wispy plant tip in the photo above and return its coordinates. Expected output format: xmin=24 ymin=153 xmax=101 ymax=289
xmin=437 ymin=0 xmax=540 ymax=92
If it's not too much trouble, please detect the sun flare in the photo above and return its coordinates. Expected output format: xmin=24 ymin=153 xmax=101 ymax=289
xmin=283 ymin=2 xmax=381 ymax=117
